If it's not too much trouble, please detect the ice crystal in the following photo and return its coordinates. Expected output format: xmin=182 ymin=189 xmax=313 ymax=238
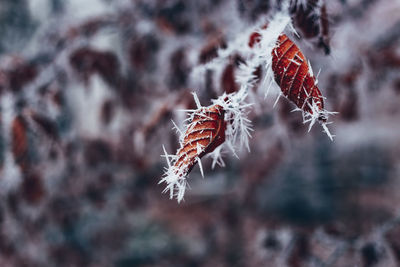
xmin=160 ymin=1 xmax=336 ymax=202
xmin=160 ymin=91 xmax=252 ymax=202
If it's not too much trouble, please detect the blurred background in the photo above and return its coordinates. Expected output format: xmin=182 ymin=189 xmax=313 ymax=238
xmin=0 ymin=0 xmax=400 ymax=266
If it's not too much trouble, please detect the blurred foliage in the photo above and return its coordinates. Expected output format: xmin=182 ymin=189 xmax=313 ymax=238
xmin=0 ymin=0 xmax=399 ymax=266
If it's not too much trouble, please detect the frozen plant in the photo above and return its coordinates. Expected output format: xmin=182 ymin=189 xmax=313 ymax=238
xmin=160 ymin=91 xmax=252 ymax=202
xmin=159 ymin=2 xmax=336 ymax=202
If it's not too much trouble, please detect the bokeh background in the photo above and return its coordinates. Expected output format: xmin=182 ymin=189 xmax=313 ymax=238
xmin=0 ymin=0 xmax=400 ymax=266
